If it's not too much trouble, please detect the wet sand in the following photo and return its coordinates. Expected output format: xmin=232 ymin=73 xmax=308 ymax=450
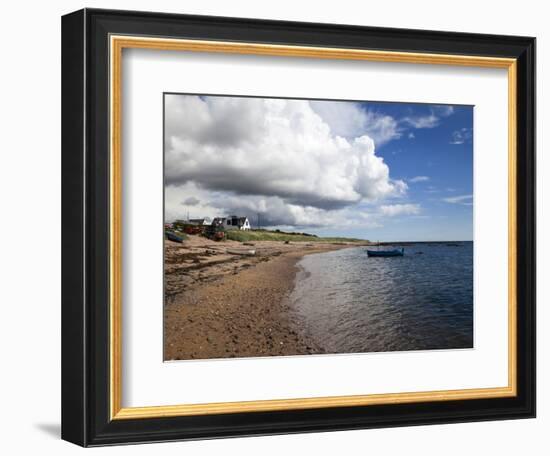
xmin=164 ymin=236 xmax=367 ymax=360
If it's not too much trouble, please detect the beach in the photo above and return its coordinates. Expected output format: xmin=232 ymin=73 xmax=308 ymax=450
xmin=164 ymin=236 xmax=367 ymax=360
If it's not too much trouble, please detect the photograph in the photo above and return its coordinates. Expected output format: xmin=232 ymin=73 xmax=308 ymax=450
xmin=58 ymin=6 xmax=536 ymax=447
xmin=163 ymin=94 xmax=474 ymax=361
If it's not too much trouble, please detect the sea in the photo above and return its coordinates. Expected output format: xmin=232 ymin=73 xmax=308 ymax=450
xmin=289 ymin=242 xmax=473 ymax=354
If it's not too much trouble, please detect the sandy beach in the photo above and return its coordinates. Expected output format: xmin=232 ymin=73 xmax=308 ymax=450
xmin=164 ymin=236 xmax=367 ymax=360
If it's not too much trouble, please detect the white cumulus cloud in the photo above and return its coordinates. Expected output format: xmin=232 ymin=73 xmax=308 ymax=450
xmin=165 ymin=95 xmax=406 ymax=213
xmin=409 ymin=176 xmax=430 ymax=183
xmin=310 ymin=100 xmax=402 ymax=146
xmin=443 ymin=194 xmax=473 ymax=205
xmin=401 ymin=104 xmax=455 ymax=130
xmin=402 ymin=113 xmax=439 ymax=129
xmin=379 ymin=204 xmax=421 ymax=216
xmin=450 ymin=128 xmax=473 ymax=145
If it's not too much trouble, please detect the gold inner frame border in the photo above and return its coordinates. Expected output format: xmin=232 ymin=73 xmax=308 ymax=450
xmin=109 ymin=35 xmax=517 ymax=420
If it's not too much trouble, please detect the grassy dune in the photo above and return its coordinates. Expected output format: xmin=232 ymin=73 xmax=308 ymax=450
xmin=225 ymin=229 xmax=367 ymax=244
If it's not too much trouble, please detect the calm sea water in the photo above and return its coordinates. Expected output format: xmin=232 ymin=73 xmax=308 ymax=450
xmin=290 ymin=242 xmax=473 ymax=353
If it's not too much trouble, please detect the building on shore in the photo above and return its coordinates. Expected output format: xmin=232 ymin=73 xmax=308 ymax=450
xmin=211 ymin=215 xmax=251 ymax=231
xmin=188 ymin=217 xmax=211 ymax=226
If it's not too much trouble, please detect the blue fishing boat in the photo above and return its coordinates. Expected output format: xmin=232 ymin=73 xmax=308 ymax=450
xmin=165 ymin=231 xmax=184 ymax=243
xmin=366 ymin=247 xmax=404 ymax=257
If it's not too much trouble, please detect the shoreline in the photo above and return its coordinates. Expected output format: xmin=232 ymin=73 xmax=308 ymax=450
xmin=164 ymin=237 xmax=365 ymax=360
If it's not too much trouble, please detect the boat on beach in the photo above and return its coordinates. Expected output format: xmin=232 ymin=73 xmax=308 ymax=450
xmin=366 ymin=247 xmax=404 ymax=257
xmin=165 ymin=231 xmax=185 ymax=243
xmin=226 ymin=248 xmax=256 ymax=256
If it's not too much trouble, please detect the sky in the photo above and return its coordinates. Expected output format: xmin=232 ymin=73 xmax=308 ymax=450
xmin=164 ymin=94 xmax=473 ymax=241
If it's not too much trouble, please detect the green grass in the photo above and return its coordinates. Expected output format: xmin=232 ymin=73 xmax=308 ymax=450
xmin=225 ymin=229 xmax=366 ymax=243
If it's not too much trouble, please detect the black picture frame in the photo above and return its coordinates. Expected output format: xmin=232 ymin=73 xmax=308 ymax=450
xmin=62 ymin=8 xmax=536 ymax=447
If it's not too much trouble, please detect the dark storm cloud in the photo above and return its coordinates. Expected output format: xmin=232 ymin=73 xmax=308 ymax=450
xmin=182 ymin=196 xmax=201 ymax=206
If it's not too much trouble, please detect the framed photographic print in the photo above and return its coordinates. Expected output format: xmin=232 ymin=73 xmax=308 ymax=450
xmin=61 ymin=8 xmax=536 ymax=446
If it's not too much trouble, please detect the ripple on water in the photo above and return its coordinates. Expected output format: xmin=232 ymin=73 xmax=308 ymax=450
xmin=289 ymin=242 xmax=473 ymax=354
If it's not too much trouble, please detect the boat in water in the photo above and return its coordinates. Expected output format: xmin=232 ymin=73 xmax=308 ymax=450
xmin=366 ymin=247 xmax=404 ymax=257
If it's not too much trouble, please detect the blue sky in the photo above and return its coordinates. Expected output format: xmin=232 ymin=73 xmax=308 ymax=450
xmin=165 ymin=95 xmax=473 ymax=242
xmin=309 ymin=101 xmax=474 ymax=241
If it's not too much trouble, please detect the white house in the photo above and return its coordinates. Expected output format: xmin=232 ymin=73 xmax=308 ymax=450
xmin=223 ymin=215 xmax=251 ymax=231
xmin=188 ymin=217 xmax=211 ymax=226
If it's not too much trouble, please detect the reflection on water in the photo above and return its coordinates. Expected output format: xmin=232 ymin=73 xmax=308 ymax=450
xmin=290 ymin=242 xmax=473 ymax=353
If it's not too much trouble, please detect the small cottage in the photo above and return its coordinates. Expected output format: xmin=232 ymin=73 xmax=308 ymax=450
xmin=220 ymin=215 xmax=251 ymax=231
xmin=188 ymin=217 xmax=211 ymax=226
